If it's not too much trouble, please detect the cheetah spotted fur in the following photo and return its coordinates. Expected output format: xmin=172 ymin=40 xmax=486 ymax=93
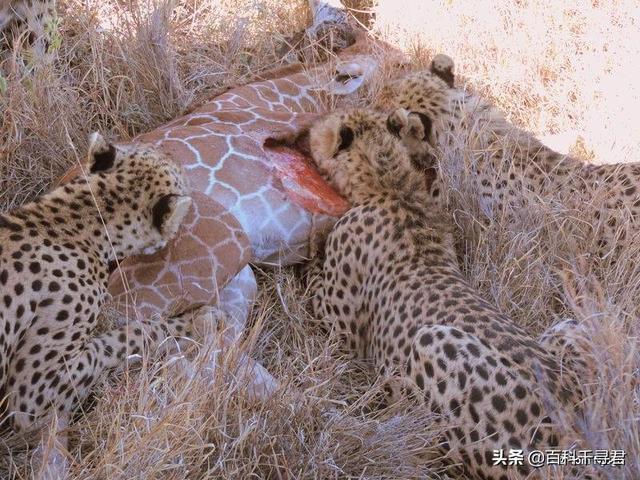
xmin=376 ymin=54 xmax=640 ymax=262
xmin=0 ymin=133 xmax=197 ymax=434
xmin=304 ymin=108 xmax=589 ymax=479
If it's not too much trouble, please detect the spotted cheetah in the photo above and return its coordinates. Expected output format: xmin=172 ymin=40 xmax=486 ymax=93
xmin=0 ymin=0 xmax=56 ymax=52
xmin=303 ymin=108 xmax=588 ymax=479
xmin=0 ymin=133 xmax=198 ymax=434
xmin=376 ymin=54 xmax=640 ymax=261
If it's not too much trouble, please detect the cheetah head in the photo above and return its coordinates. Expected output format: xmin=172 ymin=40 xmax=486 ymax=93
xmin=306 ymin=108 xmax=427 ymax=204
xmin=374 ymin=54 xmax=456 ymax=168
xmin=84 ymin=133 xmax=192 ymax=258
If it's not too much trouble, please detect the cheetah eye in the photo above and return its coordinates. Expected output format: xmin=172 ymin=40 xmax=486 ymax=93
xmin=336 ymin=126 xmax=354 ymax=153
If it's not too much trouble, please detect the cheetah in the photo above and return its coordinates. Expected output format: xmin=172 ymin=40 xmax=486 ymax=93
xmin=375 ymin=54 xmax=640 ymax=261
xmin=0 ymin=133 xmax=197 ymax=434
xmin=0 ymin=0 xmax=56 ymax=52
xmin=303 ymin=108 xmax=588 ymax=479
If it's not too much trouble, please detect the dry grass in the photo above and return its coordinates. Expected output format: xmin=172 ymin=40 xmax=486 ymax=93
xmin=1 ymin=0 xmax=639 ymax=479
xmin=373 ymin=0 xmax=640 ymax=164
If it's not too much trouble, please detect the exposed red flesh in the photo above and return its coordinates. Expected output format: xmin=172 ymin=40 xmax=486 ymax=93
xmin=265 ymin=143 xmax=350 ymax=217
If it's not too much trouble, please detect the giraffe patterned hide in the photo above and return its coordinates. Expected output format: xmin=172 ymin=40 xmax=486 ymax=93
xmin=130 ymin=28 xmax=404 ymax=268
xmin=137 ymin=108 xmax=349 ymax=265
xmin=107 ymin=192 xmax=251 ymax=320
xmin=56 ymin=28 xmax=400 ymax=324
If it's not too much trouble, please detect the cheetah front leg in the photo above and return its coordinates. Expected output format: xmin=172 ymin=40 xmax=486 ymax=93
xmin=302 ymin=218 xmax=330 ymax=326
xmin=306 ymin=255 xmax=328 ymax=326
xmin=8 ymin=314 xmax=196 ymax=432
xmin=305 ymin=238 xmax=368 ymax=358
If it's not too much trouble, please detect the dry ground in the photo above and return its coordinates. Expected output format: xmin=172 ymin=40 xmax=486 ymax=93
xmin=1 ymin=0 xmax=638 ymax=478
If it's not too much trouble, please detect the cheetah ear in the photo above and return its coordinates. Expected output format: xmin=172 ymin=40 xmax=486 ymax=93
xmin=87 ymin=132 xmax=117 ymax=173
xmin=412 ymin=112 xmax=432 ymax=142
xmin=152 ymin=194 xmax=192 ymax=237
xmin=430 ymin=54 xmax=455 ymax=88
xmin=387 ymin=109 xmax=431 ymax=142
xmin=386 ymin=108 xmax=410 ymax=138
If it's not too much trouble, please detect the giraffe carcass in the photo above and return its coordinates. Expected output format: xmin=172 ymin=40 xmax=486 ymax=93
xmin=56 ymin=20 xmax=404 ymax=400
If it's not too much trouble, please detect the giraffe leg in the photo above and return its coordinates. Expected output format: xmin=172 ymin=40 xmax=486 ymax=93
xmin=31 ymin=415 xmax=69 ymax=480
xmin=197 ymin=303 xmax=279 ymax=401
xmin=168 ymin=266 xmax=278 ymax=401
xmin=216 ymin=265 xmax=277 ymax=400
xmin=217 ymin=264 xmax=257 ymax=336
xmin=308 ymin=0 xmax=352 ymax=37
xmin=309 ymin=0 xmax=347 ymax=20
xmin=172 ymin=264 xmax=258 ymax=342
xmin=277 ymin=0 xmax=353 ymax=60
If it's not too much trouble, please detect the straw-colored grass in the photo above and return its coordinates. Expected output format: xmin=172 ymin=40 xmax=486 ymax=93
xmin=1 ymin=0 xmax=638 ymax=478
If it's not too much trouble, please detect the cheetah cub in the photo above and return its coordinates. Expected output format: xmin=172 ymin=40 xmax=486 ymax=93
xmin=305 ymin=109 xmax=586 ymax=479
xmin=0 ymin=133 xmax=197 ymax=434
